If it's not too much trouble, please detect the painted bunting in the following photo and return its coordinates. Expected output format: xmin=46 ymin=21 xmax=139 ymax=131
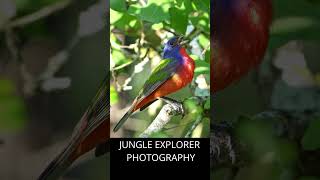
xmin=212 ymin=0 xmax=272 ymax=92
xmin=113 ymin=36 xmax=195 ymax=132
xmin=38 ymin=77 xmax=109 ymax=180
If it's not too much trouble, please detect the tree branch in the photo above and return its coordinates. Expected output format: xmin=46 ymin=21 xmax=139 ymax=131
xmin=139 ymin=99 xmax=184 ymax=138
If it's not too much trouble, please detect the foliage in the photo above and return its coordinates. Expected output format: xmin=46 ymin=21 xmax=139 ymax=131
xmin=269 ymin=0 xmax=320 ymax=50
xmin=268 ymin=0 xmax=320 ymax=154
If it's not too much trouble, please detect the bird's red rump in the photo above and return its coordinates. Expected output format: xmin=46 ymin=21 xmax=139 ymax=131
xmin=70 ymin=120 xmax=109 ymax=161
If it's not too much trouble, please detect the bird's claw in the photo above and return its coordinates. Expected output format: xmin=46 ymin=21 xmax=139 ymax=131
xmin=160 ymin=97 xmax=184 ymax=116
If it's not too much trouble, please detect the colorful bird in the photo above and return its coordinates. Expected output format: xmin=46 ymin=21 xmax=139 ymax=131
xmin=38 ymin=77 xmax=109 ymax=180
xmin=212 ymin=0 xmax=272 ymax=92
xmin=113 ymin=36 xmax=195 ymax=132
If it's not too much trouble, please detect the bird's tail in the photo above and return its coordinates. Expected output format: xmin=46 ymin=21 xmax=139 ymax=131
xmin=38 ymin=142 xmax=76 ymax=180
xmin=113 ymin=106 xmax=134 ymax=132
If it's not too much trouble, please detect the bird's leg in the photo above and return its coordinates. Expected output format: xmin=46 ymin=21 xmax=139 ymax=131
xmin=160 ymin=96 xmax=185 ymax=117
xmin=161 ymin=96 xmax=179 ymax=103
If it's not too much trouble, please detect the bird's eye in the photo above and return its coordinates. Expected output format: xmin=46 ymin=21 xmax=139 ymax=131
xmin=169 ymin=41 xmax=175 ymax=46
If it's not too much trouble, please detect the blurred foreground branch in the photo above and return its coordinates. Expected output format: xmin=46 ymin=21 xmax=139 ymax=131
xmin=211 ymin=111 xmax=320 ymax=177
xmin=2 ymin=0 xmax=106 ymax=96
xmin=1 ymin=0 xmax=73 ymax=31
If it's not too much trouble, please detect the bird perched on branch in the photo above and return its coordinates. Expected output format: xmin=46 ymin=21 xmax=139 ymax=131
xmin=212 ymin=0 xmax=272 ymax=92
xmin=113 ymin=36 xmax=195 ymax=132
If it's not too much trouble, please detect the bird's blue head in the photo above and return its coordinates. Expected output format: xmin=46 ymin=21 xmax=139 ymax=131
xmin=162 ymin=36 xmax=183 ymax=59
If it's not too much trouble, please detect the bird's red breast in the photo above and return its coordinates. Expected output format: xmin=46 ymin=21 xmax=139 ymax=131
xmin=133 ymin=48 xmax=195 ymax=111
xmin=212 ymin=0 xmax=272 ymax=92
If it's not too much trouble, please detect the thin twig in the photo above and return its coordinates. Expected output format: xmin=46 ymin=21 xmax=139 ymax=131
xmin=163 ymin=28 xmax=179 ymax=36
xmin=5 ymin=29 xmax=36 ymax=96
xmin=201 ymin=43 xmax=210 ymax=56
xmin=184 ymin=115 xmax=203 ymax=138
xmin=39 ymin=36 xmax=79 ymax=81
xmin=111 ymin=36 xmax=150 ymax=92
xmin=4 ymin=29 xmax=21 ymax=62
xmin=2 ymin=0 xmax=73 ymax=30
xmin=2 ymin=0 xmax=75 ymax=96
xmin=181 ymin=27 xmax=203 ymax=46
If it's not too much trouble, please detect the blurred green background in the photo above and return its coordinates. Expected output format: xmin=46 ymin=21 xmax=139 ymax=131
xmin=109 ymin=0 xmax=210 ymax=138
xmin=213 ymin=0 xmax=320 ymax=179
xmin=0 ymin=0 xmax=108 ymax=179
xmin=1 ymin=0 xmax=320 ymax=179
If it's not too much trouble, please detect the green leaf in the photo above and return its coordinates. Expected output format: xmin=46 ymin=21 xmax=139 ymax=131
xmin=204 ymin=50 xmax=210 ymax=63
xmin=148 ymin=131 xmax=170 ymax=138
xmin=110 ymin=9 xmax=123 ymax=24
xmin=271 ymin=17 xmax=319 ymax=35
xmin=268 ymin=0 xmax=320 ymax=50
xmin=151 ymin=22 xmax=163 ymax=30
xmin=169 ymin=7 xmax=188 ymax=34
xmin=275 ymin=139 xmax=298 ymax=167
xmin=110 ymin=0 xmax=126 ymax=12
xmin=302 ymin=117 xmax=320 ymax=150
xmin=111 ymin=49 xmax=129 ymax=66
xmin=174 ymin=0 xmax=183 ymax=7
xmin=183 ymin=98 xmax=202 ymax=116
xmin=194 ymin=67 xmax=209 ymax=76
xmin=112 ymin=11 xmax=141 ymax=34
xmin=127 ymin=1 xmax=170 ymax=23
xmin=198 ymin=34 xmax=209 ymax=48
xmin=271 ymin=80 xmax=318 ymax=111
xmin=182 ymin=0 xmax=193 ymax=14
xmin=110 ymin=85 xmax=119 ymax=105
xmin=236 ymin=117 xmax=276 ymax=159
xmin=0 ymin=79 xmax=27 ymax=132
xmin=204 ymin=98 xmax=210 ymax=109
xmin=190 ymin=12 xmax=209 ymax=32
xmin=194 ymin=57 xmax=210 ymax=76
xmin=191 ymin=0 xmax=209 ymax=12
xmin=144 ymin=27 xmax=162 ymax=47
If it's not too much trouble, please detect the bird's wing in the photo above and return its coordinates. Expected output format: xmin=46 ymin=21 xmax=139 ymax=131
xmin=113 ymin=58 xmax=179 ymax=132
xmin=80 ymin=76 xmax=109 ymax=139
xmin=38 ymin=76 xmax=109 ymax=180
xmin=135 ymin=58 xmax=179 ymax=104
xmin=52 ymin=75 xmax=109 ymax=159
